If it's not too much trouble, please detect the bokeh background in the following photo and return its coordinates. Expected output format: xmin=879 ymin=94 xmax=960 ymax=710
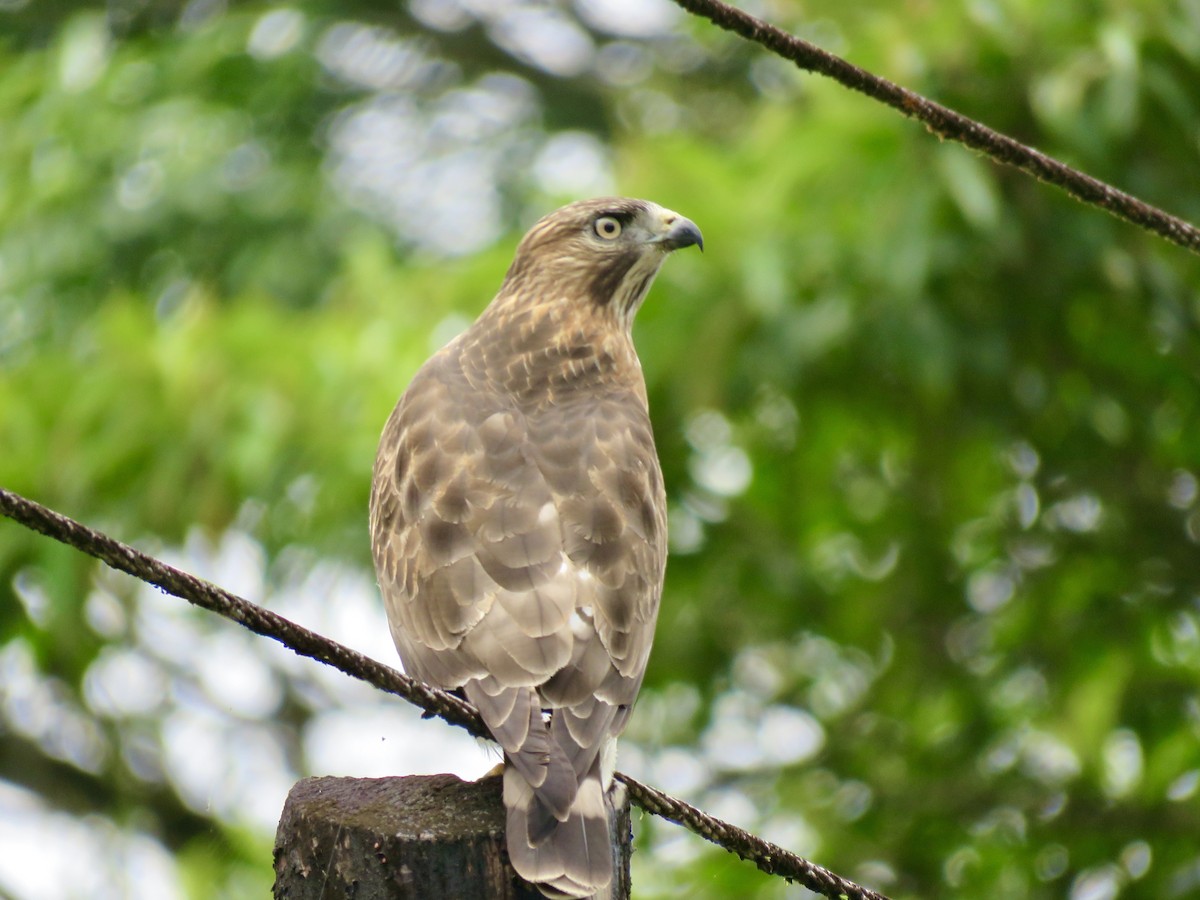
xmin=2 ymin=1 xmax=1199 ymax=897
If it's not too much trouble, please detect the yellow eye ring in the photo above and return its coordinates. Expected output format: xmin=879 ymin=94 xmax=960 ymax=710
xmin=594 ymin=216 xmax=622 ymax=240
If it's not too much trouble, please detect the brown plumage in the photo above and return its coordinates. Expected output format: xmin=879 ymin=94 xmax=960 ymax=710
xmin=369 ymin=197 xmax=702 ymax=898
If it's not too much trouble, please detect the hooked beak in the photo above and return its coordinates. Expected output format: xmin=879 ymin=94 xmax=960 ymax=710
xmin=656 ymin=213 xmax=704 ymax=253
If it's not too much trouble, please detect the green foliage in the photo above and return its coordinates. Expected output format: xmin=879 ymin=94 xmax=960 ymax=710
xmin=2 ymin=2 xmax=1199 ymax=899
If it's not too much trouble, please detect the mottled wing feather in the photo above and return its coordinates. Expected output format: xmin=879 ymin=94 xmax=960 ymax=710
xmin=548 ymin=404 xmax=666 ymax=688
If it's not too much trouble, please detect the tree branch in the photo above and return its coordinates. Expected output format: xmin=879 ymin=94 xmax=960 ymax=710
xmin=672 ymin=0 xmax=1200 ymax=257
xmin=0 ymin=487 xmax=889 ymax=900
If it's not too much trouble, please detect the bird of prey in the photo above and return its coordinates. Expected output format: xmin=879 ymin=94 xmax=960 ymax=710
xmin=369 ymin=197 xmax=702 ymax=898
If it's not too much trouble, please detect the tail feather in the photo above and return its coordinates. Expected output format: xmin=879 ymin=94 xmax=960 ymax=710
xmin=551 ymin=701 xmax=618 ymax=778
xmin=465 ymin=677 xmax=616 ymax=898
xmin=505 ymin=760 xmax=612 ymax=899
xmin=466 ymin=682 xmax=575 ymax=820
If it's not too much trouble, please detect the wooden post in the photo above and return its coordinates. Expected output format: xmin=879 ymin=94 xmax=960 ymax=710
xmin=273 ymin=773 xmax=631 ymax=899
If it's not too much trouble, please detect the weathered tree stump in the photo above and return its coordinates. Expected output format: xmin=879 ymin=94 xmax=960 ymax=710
xmin=273 ymin=774 xmax=631 ymax=899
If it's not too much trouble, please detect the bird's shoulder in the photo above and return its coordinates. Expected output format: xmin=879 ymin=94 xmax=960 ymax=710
xmin=371 ymin=312 xmax=664 ymax=547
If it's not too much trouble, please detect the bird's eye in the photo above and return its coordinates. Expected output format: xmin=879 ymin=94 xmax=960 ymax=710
xmin=594 ymin=216 xmax=622 ymax=240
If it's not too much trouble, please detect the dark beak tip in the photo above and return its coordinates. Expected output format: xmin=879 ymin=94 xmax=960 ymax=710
xmin=664 ymin=218 xmax=704 ymax=253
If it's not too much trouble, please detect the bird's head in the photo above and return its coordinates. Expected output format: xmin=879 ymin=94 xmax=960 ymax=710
xmin=499 ymin=197 xmax=703 ymax=325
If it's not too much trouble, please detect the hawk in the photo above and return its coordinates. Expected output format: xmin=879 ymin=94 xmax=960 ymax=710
xmin=369 ymin=197 xmax=702 ymax=898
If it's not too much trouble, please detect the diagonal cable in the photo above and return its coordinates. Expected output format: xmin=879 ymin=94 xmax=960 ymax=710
xmin=671 ymin=0 xmax=1200 ymax=257
xmin=0 ymin=487 xmax=889 ymax=900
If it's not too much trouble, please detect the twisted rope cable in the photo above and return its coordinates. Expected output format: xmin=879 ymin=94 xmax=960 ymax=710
xmin=0 ymin=487 xmax=887 ymax=899
xmin=671 ymin=0 xmax=1200 ymax=256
